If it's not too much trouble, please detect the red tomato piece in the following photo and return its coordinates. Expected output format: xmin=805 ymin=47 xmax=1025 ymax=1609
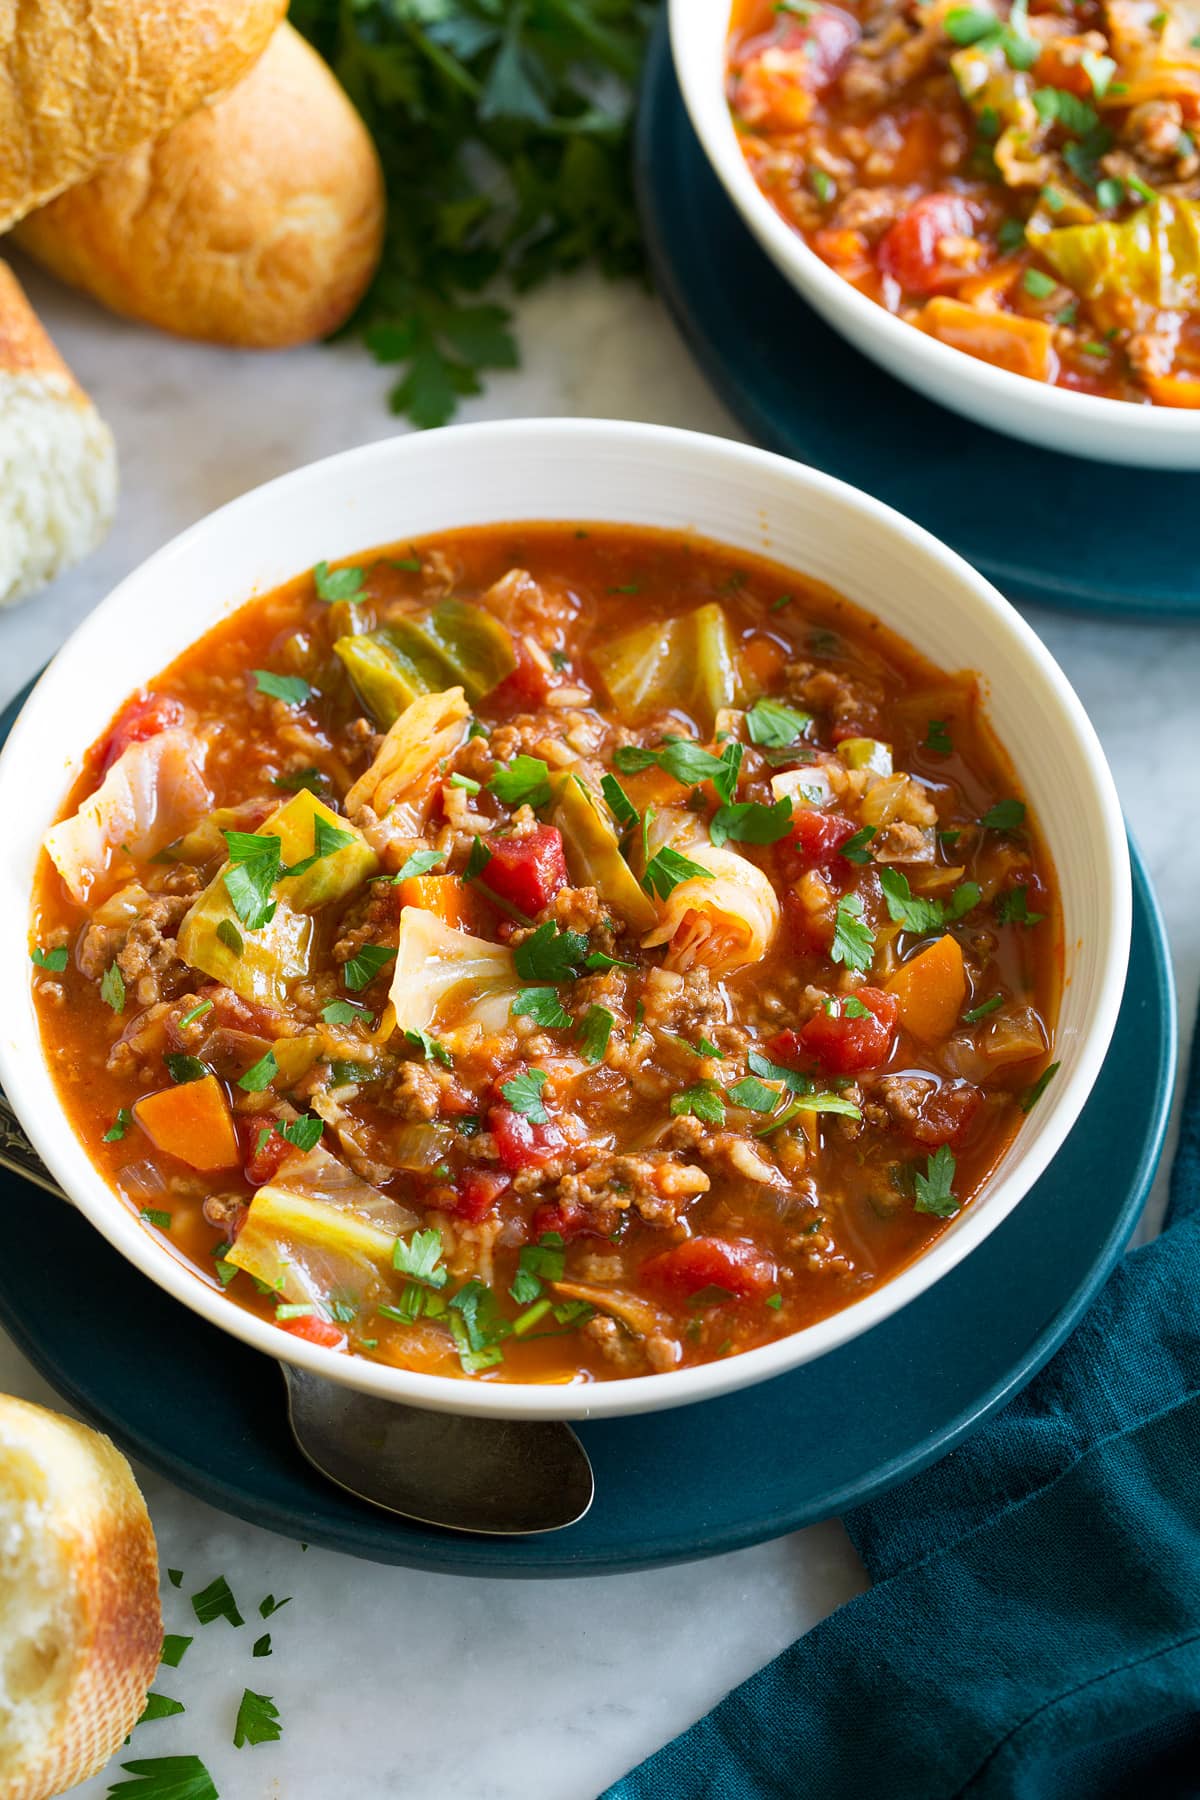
xmin=99 ymin=692 xmax=185 ymax=771
xmin=641 ymin=1236 xmax=777 ymax=1302
xmin=766 ymin=1028 xmax=806 ymax=1066
xmin=492 ymin=638 xmax=553 ymax=710
xmin=483 ymin=827 xmax=567 ymax=917
xmin=243 ymin=1122 xmax=293 ymax=1187
xmin=530 ymin=1198 xmax=603 ymax=1244
xmin=798 ymin=988 xmax=899 ymax=1075
xmin=279 ymin=1313 xmax=347 ymax=1350
xmin=490 ymin=1102 xmax=568 ymax=1175
xmin=733 ymin=11 xmax=859 ymax=129
xmin=909 ymin=1081 xmax=984 ymax=1148
xmin=878 ymin=194 xmax=979 ymax=296
xmin=450 ymin=1168 xmax=513 ymax=1223
xmin=784 ymin=810 xmax=857 ymax=879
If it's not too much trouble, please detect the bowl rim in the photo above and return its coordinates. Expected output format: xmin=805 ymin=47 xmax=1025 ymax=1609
xmin=669 ymin=0 xmax=1200 ymax=449
xmin=0 ymin=417 xmax=1132 ymax=1421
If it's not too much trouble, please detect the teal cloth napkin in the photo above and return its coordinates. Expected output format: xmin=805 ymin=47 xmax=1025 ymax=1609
xmin=603 ymin=1029 xmax=1200 ymax=1800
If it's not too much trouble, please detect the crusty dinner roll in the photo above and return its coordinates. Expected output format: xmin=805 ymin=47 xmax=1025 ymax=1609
xmin=0 ymin=0 xmax=287 ymax=232
xmin=0 ymin=1395 xmax=162 ymax=1800
xmin=15 ymin=23 xmax=386 ymax=350
xmin=0 ymin=260 xmax=117 ymax=609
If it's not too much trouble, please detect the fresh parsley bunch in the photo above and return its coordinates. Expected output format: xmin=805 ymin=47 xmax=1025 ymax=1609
xmin=289 ymin=0 xmax=656 ymax=426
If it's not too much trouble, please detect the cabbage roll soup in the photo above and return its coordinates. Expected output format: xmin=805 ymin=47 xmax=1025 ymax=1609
xmin=31 ymin=526 xmax=1059 ymax=1384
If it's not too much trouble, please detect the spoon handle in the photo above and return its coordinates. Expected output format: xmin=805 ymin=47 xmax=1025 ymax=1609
xmin=0 ymin=1088 xmax=70 ymax=1199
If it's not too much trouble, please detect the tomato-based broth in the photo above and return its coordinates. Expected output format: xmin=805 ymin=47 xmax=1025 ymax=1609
xmin=728 ymin=0 xmax=1200 ymax=405
xmin=31 ymin=525 xmax=1059 ymax=1384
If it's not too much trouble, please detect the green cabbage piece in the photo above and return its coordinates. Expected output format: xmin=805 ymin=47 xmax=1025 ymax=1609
xmin=1037 ymin=197 xmax=1200 ymax=331
xmin=592 ymin=602 xmax=745 ymax=734
xmin=335 ymin=600 xmax=515 ymax=727
xmin=551 ymin=773 xmax=657 ymax=931
xmin=388 ymin=906 xmax=520 ymax=1038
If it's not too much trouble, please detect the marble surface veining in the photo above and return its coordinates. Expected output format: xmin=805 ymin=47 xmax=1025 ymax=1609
xmin=0 ymin=252 xmax=1195 ymax=1799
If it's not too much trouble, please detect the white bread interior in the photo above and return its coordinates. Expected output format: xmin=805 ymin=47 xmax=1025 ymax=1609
xmin=0 ymin=260 xmax=117 ymax=609
xmin=0 ymin=1395 xmax=162 ymax=1800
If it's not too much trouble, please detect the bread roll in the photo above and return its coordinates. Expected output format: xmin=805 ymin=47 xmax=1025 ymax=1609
xmin=0 ymin=260 xmax=117 ymax=608
xmin=0 ymin=1394 xmax=162 ymax=1800
xmin=0 ymin=0 xmax=288 ymax=231
xmin=15 ymin=24 xmax=386 ymax=350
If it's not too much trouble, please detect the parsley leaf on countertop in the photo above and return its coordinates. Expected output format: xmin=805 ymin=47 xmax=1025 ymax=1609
xmin=105 ymin=1757 xmax=219 ymax=1800
xmin=233 ymin=1688 xmax=282 ymax=1748
xmin=190 ymin=1575 xmax=244 ymax=1628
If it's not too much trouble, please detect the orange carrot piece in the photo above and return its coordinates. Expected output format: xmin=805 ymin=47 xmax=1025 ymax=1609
xmin=133 ymin=1073 xmax=240 ymax=1171
xmin=1143 ymin=373 xmax=1200 ymax=408
xmin=396 ymin=874 xmax=485 ymax=932
xmin=886 ymin=934 xmax=967 ymax=1044
xmin=917 ymin=297 xmax=1057 ymax=382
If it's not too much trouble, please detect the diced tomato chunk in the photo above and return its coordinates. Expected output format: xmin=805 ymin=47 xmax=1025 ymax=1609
xmin=492 ymin=638 xmax=553 ymax=710
xmin=449 ymin=1168 xmax=512 ymax=1223
xmin=641 ymin=1236 xmax=777 ymax=1302
xmin=766 ymin=1028 xmax=806 ymax=1066
xmin=98 ymin=692 xmax=185 ymax=772
xmin=242 ymin=1121 xmax=294 ymax=1186
xmin=279 ymin=1313 xmax=347 ymax=1350
xmin=908 ymin=1081 xmax=984 ymax=1148
xmin=783 ymin=810 xmax=857 ymax=881
xmin=482 ymin=827 xmax=567 ymax=916
xmin=878 ymin=194 xmax=979 ymax=296
xmin=530 ymin=1198 xmax=604 ymax=1244
xmin=733 ymin=10 xmax=860 ymax=129
xmin=490 ymin=1101 xmax=568 ymax=1175
xmin=798 ymin=988 xmax=899 ymax=1075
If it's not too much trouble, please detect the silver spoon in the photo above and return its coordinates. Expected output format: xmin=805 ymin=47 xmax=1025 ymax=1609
xmin=0 ymin=1092 xmax=595 ymax=1535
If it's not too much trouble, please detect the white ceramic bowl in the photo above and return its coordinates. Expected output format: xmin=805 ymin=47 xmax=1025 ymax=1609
xmin=0 ymin=420 xmax=1130 ymax=1419
xmin=672 ymin=0 xmax=1200 ymax=470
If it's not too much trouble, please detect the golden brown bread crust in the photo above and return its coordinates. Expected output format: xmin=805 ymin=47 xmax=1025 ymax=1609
xmin=0 ymin=0 xmax=288 ymax=232
xmin=0 ymin=260 xmax=78 ymax=388
xmin=0 ymin=1396 xmax=161 ymax=1800
xmin=15 ymin=23 xmax=386 ymax=349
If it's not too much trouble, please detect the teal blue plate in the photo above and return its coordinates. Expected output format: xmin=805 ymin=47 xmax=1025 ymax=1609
xmin=0 ymin=676 xmax=1176 ymax=1574
xmin=636 ymin=16 xmax=1200 ymax=617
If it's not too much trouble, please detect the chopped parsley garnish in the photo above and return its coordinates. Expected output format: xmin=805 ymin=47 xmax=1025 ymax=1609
xmin=945 ymin=0 xmax=1038 ymax=68
xmin=670 ymin=1081 xmax=726 ymax=1126
xmin=709 ymin=796 xmax=793 ymax=848
xmin=765 ymin=1293 xmax=784 ymax=1311
xmin=745 ymin=697 xmax=812 ymax=747
xmin=138 ymin=1693 xmax=186 ymax=1724
xmin=1081 ymin=50 xmax=1117 ymax=96
xmin=509 ymin=1234 xmax=566 ymax=1305
xmin=1022 ymin=267 xmax=1057 ymax=300
xmin=343 ymin=943 xmax=398 ymax=990
xmin=995 ymin=885 xmax=1045 ymax=927
xmin=211 ymin=1242 xmax=237 ymax=1289
xmin=100 ymin=961 xmax=126 ymax=1013
xmin=748 ymin=1050 xmax=814 ymax=1095
xmin=328 ymin=1059 xmax=376 ymax=1087
xmin=321 ymin=998 xmax=369 ymax=1026
xmin=103 ymin=1107 xmax=133 ymax=1142
xmin=578 ymin=1004 xmax=614 ymax=1064
xmin=160 ymin=1635 xmax=193 ymax=1669
xmin=313 ymin=560 xmax=364 ymax=603
xmin=980 ymin=798 xmax=1026 ymax=831
xmin=913 ymin=1144 xmax=959 ymax=1218
xmin=585 ymin=949 xmax=636 ymax=972
xmin=403 ymin=1025 xmax=453 ymax=1067
xmin=447 ymin=1280 xmax=511 ymax=1371
xmin=253 ymin=669 xmax=311 ymax=706
xmin=222 ymin=830 xmax=282 ymax=930
xmin=825 ymin=995 xmax=871 ymax=1019
xmin=216 ymin=918 xmax=243 ymax=957
xmin=106 ymin=1756 xmax=218 ymax=1799
xmin=394 ymin=848 xmax=447 ymax=881
xmin=233 ymin=1688 xmax=282 ymax=1748
xmin=393 ymin=1227 xmax=449 ymax=1288
xmin=501 ymin=1068 xmax=550 ymax=1123
xmin=996 ymin=218 xmax=1025 ymax=254
xmin=282 ymin=1116 xmax=324 ymax=1153
xmin=962 ymin=994 xmax=1004 ymax=1024
xmin=513 ymin=921 xmax=590 ymax=982
xmin=840 ymin=825 xmax=876 ymax=865
xmin=809 ymin=168 xmax=836 ymax=204
xmin=1020 ymin=1060 xmax=1061 ymax=1112
xmin=728 ymin=1075 xmax=778 ymax=1113
xmin=164 ymin=1054 xmax=207 ymax=1086
xmin=272 ymin=765 xmax=327 ymax=795
xmin=178 ymin=999 xmax=214 ymax=1029
xmin=880 ymin=868 xmax=980 ymax=932
xmin=924 ymin=719 xmax=953 ymax=754
xmin=616 ymin=736 xmax=742 ymax=804
xmin=253 ymin=1634 xmax=272 ymax=1658
xmin=600 ymin=771 xmax=639 ymax=831
xmin=831 ymin=893 xmax=875 ymax=973
xmin=756 ymin=1090 xmax=862 ymax=1134
xmin=140 ymin=1208 xmax=172 ymax=1231
xmin=30 ymin=944 xmax=68 ymax=972
xmin=642 ymin=842 xmax=714 ymax=901
xmin=488 ymin=754 xmax=553 ymax=808
xmin=191 ymin=1574 xmax=244 ymax=1627
xmin=512 ymin=986 xmax=573 ymax=1028
xmin=1032 ymin=85 xmax=1098 ymax=135
xmin=447 ymin=771 xmax=481 ymax=793
xmin=167 ymin=1570 xmax=183 ymax=1588
xmin=259 ymin=1594 xmax=291 ymax=1619
xmin=1096 ymin=176 xmax=1124 ymax=210
xmin=237 ymin=1050 xmax=278 ymax=1093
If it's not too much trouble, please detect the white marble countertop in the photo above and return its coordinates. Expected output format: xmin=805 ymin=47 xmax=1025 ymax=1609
xmin=1 ymin=253 xmax=1196 ymax=1800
